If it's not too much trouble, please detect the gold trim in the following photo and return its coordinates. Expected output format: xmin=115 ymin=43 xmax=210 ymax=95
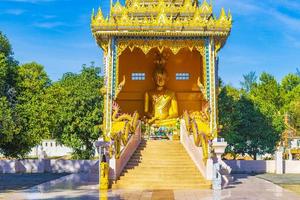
xmin=117 ymin=39 xmax=205 ymax=56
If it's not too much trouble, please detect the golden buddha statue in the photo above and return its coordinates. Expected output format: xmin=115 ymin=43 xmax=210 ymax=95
xmin=144 ymin=65 xmax=178 ymax=127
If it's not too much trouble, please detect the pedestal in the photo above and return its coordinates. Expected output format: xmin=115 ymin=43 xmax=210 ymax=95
xmin=211 ymin=139 xmax=228 ymax=190
xmin=212 ymin=139 xmax=227 ymax=161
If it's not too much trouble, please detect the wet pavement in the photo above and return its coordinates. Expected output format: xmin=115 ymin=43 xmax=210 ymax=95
xmin=1 ymin=173 xmax=300 ymax=200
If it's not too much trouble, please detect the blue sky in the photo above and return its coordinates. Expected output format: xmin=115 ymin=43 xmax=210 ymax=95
xmin=0 ymin=0 xmax=299 ymax=86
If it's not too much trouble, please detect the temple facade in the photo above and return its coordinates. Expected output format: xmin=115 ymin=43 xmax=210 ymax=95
xmin=91 ymin=0 xmax=232 ymax=189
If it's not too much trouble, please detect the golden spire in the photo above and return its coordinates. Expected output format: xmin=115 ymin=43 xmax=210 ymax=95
xmin=120 ymin=9 xmax=130 ymax=26
xmin=156 ymin=9 xmax=169 ymax=25
xmin=199 ymin=0 xmax=212 ymax=16
xmin=219 ymin=8 xmax=227 ymax=21
xmin=92 ymin=8 xmax=107 ymax=26
xmin=112 ymin=0 xmax=123 ymax=14
xmin=216 ymin=8 xmax=231 ymax=28
xmin=228 ymin=9 xmax=232 ymax=21
xmin=183 ymin=0 xmax=194 ymax=11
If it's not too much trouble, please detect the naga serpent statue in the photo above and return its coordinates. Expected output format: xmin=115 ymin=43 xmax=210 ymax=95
xmin=183 ymin=110 xmax=211 ymax=162
xmin=182 ymin=77 xmax=212 ymax=162
xmin=110 ymin=101 xmax=139 ymax=159
xmin=100 ymin=76 xmax=140 ymax=159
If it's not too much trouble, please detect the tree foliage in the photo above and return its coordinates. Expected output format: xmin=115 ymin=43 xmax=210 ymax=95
xmin=240 ymin=71 xmax=257 ymax=93
xmin=0 ymin=32 xmax=104 ymax=159
xmin=219 ymin=86 xmax=279 ymax=160
xmin=0 ymin=32 xmax=13 ymax=59
xmin=219 ymin=72 xmax=299 ymax=159
xmin=278 ymin=73 xmax=300 ymax=134
xmin=45 ymin=67 xmax=103 ymax=159
xmin=0 ymin=62 xmax=50 ymax=158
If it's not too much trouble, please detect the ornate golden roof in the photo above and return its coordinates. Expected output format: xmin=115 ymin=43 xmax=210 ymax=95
xmin=91 ymin=0 xmax=232 ymax=41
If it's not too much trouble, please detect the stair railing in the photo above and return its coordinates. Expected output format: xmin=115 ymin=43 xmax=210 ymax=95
xmin=97 ymin=120 xmax=142 ymax=185
xmin=180 ymin=119 xmax=208 ymax=179
xmin=109 ymin=121 xmax=142 ymax=181
xmin=180 ymin=119 xmax=233 ymax=188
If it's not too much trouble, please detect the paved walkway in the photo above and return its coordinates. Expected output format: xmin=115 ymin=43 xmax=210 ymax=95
xmin=1 ymin=174 xmax=300 ymax=200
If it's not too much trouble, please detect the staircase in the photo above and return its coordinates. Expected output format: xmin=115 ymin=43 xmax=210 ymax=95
xmin=112 ymin=140 xmax=211 ymax=190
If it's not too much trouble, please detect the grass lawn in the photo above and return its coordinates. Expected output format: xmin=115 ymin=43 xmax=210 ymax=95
xmin=257 ymin=174 xmax=300 ymax=195
xmin=0 ymin=173 xmax=70 ymax=192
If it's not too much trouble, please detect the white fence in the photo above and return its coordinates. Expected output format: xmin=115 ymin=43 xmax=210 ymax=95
xmin=1 ymin=159 xmax=299 ymax=174
xmin=0 ymin=159 xmax=98 ymax=174
xmin=225 ymin=160 xmax=300 ymax=174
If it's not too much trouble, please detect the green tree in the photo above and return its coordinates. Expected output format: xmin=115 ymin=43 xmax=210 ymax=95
xmin=0 ymin=54 xmax=9 ymax=96
xmin=240 ymin=71 xmax=257 ymax=93
xmin=280 ymin=73 xmax=300 ymax=132
xmin=0 ymin=32 xmax=17 ymax=100
xmin=219 ymin=86 xmax=280 ymax=160
xmin=0 ymin=32 xmax=12 ymax=58
xmin=289 ymin=97 xmax=300 ymax=134
xmin=250 ymin=72 xmax=284 ymax=134
xmin=48 ymin=66 xmax=103 ymax=159
xmin=16 ymin=62 xmax=51 ymax=143
xmin=0 ymin=62 xmax=50 ymax=158
xmin=0 ymin=97 xmax=18 ymax=156
xmin=281 ymin=73 xmax=300 ymax=93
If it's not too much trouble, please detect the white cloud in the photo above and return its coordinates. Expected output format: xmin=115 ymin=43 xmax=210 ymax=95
xmin=285 ymin=34 xmax=300 ymax=48
xmin=215 ymin=0 xmax=300 ymax=32
xmin=214 ymin=0 xmax=263 ymax=15
xmin=271 ymin=1 xmax=300 ymax=12
xmin=268 ymin=10 xmax=300 ymax=32
xmin=42 ymin=15 xmax=57 ymax=19
xmin=3 ymin=9 xmax=26 ymax=15
xmin=33 ymin=21 xmax=65 ymax=28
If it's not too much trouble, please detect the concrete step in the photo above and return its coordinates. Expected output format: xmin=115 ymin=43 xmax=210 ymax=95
xmin=116 ymin=180 xmax=208 ymax=186
xmin=127 ymin=158 xmax=193 ymax=162
xmin=135 ymin=152 xmax=185 ymax=154
xmin=126 ymin=162 xmax=195 ymax=166
xmin=130 ymin=154 xmax=190 ymax=158
xmin=119 ymin=174 xmax=205 ymax=180
xmin=112 ymin=140 xmax=210 ymax=190
xmin=123 ymin=165 xmax=199 ymax=170
xmin=113 ymin=183 xmax=211 ymax=190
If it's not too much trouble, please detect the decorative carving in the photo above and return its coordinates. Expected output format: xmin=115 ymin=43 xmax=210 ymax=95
xmin=110 ymin=102 xmax=139 ymax=158
xmin=91 ymin=0 xmax=232 ymax=34
xmin=197 ymin=77 xmax=207 ymax=100
xmin=183 ymin=110 xmax=211 ymax=162
xmin=117 ymin=39 xmax=205 ymax=56
xmin=114 ymin=75 xmax=125 ymax=100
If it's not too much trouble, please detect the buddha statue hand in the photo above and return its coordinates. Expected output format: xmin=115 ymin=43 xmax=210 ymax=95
xmin=148 ymin=116 xmax=159 ymax=124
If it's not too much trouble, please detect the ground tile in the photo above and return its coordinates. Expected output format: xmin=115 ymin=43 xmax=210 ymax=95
xmin=2 ymin=174 xmax=300 ymax=200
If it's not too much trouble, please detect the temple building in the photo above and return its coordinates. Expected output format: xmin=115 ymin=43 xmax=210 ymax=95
xmin=91 ymin=0 xmax=232 ymax=189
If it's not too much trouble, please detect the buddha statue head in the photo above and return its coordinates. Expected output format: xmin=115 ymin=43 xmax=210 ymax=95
xmin=153 ymin=66 xmax=169 ymax=89
xmin=153 ymin=52 xmax=169 ymax=90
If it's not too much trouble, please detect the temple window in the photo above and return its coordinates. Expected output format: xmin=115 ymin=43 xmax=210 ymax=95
xmin=131 ymin=73 xmax=145 ymax=80
xmin=176 ymin=73 xmax=190 ymax=80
